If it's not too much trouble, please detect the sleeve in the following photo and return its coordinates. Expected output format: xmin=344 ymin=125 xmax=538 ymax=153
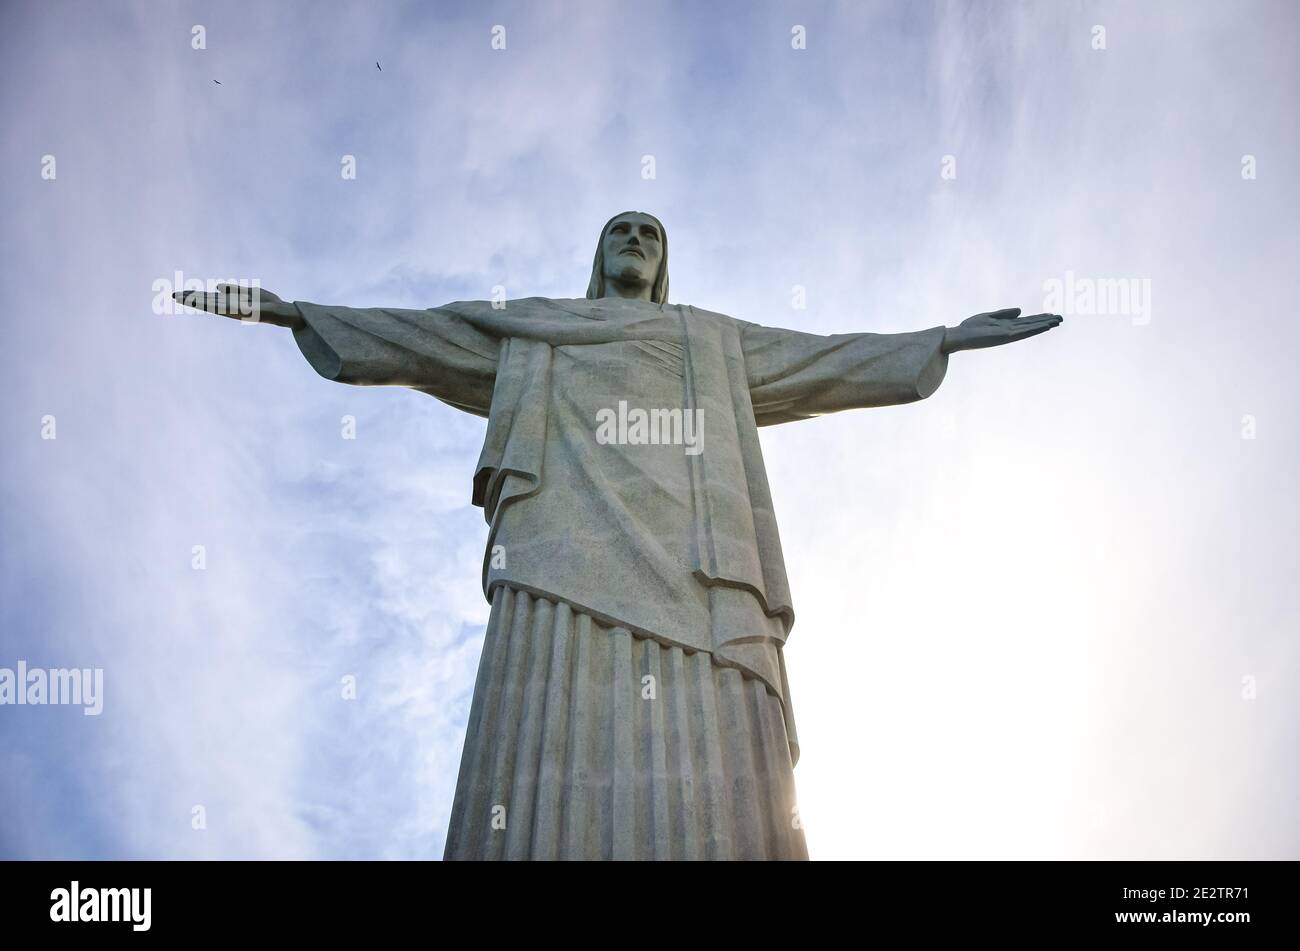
xmin=291 ymin=301 xmax=500 ymax=417
xmin=741 ymin=321 xmax=949 ymax=426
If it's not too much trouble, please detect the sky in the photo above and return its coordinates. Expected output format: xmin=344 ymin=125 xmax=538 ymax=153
xmin=1 ymin=0 xmax=1296 ymax=860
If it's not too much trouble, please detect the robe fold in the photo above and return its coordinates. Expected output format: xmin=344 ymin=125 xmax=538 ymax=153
xmin=291 ymin=295 xmax=947 ymax=858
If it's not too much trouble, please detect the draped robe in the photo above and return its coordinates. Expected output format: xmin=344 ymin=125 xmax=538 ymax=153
xmin=291 ymin=295 xmax=948 ymax=859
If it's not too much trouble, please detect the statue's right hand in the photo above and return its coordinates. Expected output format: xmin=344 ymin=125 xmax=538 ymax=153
xmin=172 ymin=283 xmax=303 ymax=329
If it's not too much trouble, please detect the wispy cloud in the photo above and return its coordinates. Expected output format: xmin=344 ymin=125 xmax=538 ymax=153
xmin=1 ymin=0 xmax=1296 ymax=859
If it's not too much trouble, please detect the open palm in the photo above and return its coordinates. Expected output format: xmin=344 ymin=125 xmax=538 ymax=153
xmin=942 ymin=308 xmax=1062 ymax=353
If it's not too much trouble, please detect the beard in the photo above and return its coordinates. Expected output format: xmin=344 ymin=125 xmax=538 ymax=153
xmin=611 ymin=261 xmax=651 ymax=285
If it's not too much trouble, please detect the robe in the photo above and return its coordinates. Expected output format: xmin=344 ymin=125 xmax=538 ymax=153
xmin=291 ymin=296 xmax=948 ymax=859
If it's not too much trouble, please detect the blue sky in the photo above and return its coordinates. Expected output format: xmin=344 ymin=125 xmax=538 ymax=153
xmin=2 ymin=0 xmax=1297 ymax=859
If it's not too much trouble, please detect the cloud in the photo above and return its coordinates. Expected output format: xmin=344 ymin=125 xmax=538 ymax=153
xmin=1 ymin=0 xmax=1296 ymax=860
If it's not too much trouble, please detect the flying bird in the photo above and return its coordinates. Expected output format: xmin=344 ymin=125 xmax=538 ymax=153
xmin=213 ymin=80 xmax=221 ymax=85
xmin=376 ymin=61 xmax=382 ymax=71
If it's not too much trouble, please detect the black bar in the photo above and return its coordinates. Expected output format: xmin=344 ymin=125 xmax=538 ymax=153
xmin=0 ymin=860 xmax=1289 ymax=938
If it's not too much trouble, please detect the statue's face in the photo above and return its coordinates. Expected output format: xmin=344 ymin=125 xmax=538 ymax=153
xmin=601 ymin=213 xmax=663 ymax=291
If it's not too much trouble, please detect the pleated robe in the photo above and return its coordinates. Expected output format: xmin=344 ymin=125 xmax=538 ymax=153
xmin=444 ymin=586 xmax=805 ymax=860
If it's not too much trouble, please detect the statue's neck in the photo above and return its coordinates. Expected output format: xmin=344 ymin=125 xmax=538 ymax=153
xmin=601 ymin=280 xmax=653 ymax=303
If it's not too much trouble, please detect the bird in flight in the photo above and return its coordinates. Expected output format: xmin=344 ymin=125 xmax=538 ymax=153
xmin=376 ymin=61 xmax=382 ymax=71
xmin=213 ymin=79 xmax=221 ymax=85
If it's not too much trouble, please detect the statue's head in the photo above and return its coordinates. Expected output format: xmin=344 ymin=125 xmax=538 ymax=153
xmin=586 ymin=211 xmax=669 ymax=304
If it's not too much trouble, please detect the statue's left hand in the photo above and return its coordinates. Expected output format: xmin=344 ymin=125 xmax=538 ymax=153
xmin=172 ymin=284 xmax=304 ymax=329
xmin=942 ymin=308 xmax=1062 ymax=354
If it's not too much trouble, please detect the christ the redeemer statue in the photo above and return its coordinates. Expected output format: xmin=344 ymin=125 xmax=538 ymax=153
xmin=177 ymin=211 xmax=1061 ymax=860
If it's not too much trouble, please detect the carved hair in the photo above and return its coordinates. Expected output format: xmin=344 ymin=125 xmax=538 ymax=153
xmin=586 ymin=211 xmax=669 ymax=304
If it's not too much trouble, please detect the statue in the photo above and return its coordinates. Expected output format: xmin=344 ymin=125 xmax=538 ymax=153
xmin=176 ymin=211 xmax=1062 ymax=859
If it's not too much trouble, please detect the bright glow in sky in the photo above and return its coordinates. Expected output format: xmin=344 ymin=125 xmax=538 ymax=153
xmin=2 ymin=0 xmax=1296 ymax=859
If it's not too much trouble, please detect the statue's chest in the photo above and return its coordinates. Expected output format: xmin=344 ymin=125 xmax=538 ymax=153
xmin=557 ymin=338 xmax=686 ymax=394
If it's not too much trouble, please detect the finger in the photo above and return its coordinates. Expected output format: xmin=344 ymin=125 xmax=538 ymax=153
xmin=1006 ymin=322 xmax=1058 ymax=338
xmin=1012 ymin=314 xmax=1062 ymax=328
xmin=217 ymin=284 xmax=261 ymax=315
xmin=172 ymin=289 xmax=254 ymax=317
xmin=1007 ymin=323 xmax=1057 ymax=341
xmin=1015 ymin=314 xmax=1063 ymax=329
xmin=988 ymin=307 xmax=1021 ymax=320
xmin=174 ymin=290 xmax=218 ymax=311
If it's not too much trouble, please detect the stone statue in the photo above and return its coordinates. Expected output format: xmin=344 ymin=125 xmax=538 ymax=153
xmin=177 ymin=211 xmax=1061 ymax=860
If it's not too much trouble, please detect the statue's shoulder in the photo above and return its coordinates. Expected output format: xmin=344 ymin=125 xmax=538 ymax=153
xmin=441 ymin=297 xmax=744 ymax=327
xmin=438 ymin=296 xmax=555 ymax=309
xmin=682 ymin=303 xmax=740 ymax=325
xmin=527 ymin=297 xmax=692 ymax=322
xmin=436 ymin=296 xmax=590 ymax=318
xmin=503 ymin=296 xmax=609 ymax=317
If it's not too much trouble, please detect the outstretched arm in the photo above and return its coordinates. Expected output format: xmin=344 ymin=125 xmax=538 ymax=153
xmin=173 ymin=284 xmax=500 ymax=416
xmin=742 ymin=307 xmax=1062 ymax=426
